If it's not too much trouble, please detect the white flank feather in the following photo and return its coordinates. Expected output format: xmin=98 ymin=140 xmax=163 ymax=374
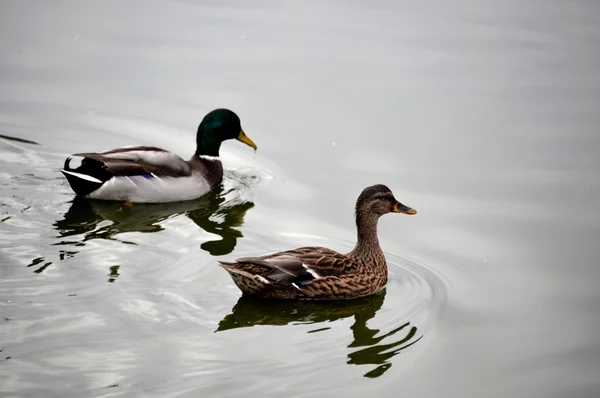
xmin=60 ymin=169 xmax=102 ymax=184
xmin=254 ymin=275 xmax=270 ymax=284
xmin=302 ymin=263 xmax=320 ymax=279
xmin=87 ymin=171 xmax=211 ymax=203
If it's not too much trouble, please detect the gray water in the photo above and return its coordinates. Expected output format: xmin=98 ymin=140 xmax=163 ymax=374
xmin=1 ymin=1 xmax=599 ymax=397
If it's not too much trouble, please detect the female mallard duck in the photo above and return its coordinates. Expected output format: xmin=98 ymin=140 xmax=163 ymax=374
xmin=60 ymin=108 xmax=257 ymax=203
xmin=218 ymin=184 xmax=417 ymax=300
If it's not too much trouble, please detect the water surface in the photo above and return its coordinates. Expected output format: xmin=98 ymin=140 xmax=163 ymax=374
xmin=1 ymin=1 xmax=599 ymax=397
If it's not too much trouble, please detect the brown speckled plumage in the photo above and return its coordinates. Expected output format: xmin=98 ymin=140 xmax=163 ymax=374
xmin=218 ymin=184 xmax=417 ymax=300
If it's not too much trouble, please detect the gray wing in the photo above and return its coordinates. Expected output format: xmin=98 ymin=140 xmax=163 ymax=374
xmin=73 ymin=146 xmax=192 ymax=177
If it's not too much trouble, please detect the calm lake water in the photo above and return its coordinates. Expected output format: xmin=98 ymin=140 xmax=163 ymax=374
xmin=1 ymin=1 xmax=599 ymax=397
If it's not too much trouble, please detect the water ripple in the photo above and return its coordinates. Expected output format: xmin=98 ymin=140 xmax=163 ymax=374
xmin=210 ymin=238 xmax=449 ymax=380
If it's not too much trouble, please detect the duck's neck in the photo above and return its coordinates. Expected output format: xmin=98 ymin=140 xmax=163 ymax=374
xmin=349 ymin=212 xmax=383 ymax=260
xmin=195 ymin=128 xmax=222 ymax=157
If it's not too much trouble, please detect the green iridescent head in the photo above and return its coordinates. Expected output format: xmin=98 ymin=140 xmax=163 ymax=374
xmin=195 ymin=109 xmax=257 ymax=157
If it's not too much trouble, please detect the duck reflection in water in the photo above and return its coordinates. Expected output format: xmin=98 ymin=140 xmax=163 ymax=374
xmin=216 ymin=289 xmax=422 ymax=378
xmin=53 ymin=183 xmax=254 ymax=256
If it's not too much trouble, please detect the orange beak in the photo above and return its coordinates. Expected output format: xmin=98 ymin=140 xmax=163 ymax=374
xmin=393 ymin=201 xmax=417 ymax=215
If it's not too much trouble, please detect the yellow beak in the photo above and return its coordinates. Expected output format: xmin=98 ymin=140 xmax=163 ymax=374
xmin=236 ymin=129 xmax=257 ymax=150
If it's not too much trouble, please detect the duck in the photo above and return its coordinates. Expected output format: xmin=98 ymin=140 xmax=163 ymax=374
xmin=218 ymin=184 xmax=417 ymax=300
xmin=59 ymin=108 xmax=257 ymax=203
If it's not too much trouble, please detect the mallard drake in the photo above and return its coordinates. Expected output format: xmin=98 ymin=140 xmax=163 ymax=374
xmin=60 ymin=109 xmax=257 ymax=203
xmin=218 ymin=184 xmax=417 ymax=300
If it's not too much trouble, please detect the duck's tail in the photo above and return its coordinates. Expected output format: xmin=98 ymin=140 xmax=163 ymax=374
xmin=217 ymin=261 xmax=253 ymax=278
xmin=218 ymin=261 xmax=271 ymax=295
xmin=60 ymin=155 xmax=112 ymax=197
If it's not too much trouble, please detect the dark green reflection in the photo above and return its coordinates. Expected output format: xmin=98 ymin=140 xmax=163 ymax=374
xmin=52 ymin=185 xmax=254 ymax=259
xmin=216 ymin=290 xmax=422 ymax=378
xmin=26 ymin=256 xmax=52 ymax=273
xmin=107 ymin=265 xmax=120 ymax=283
